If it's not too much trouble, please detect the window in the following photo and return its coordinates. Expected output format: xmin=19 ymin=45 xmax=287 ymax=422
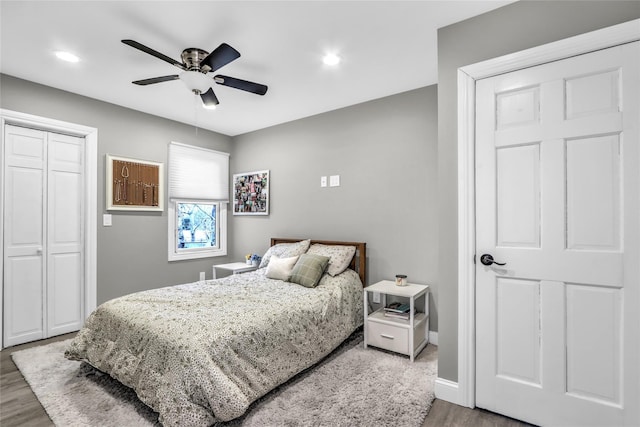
xmin=177 ymin=201 xmax=217 ymax=249
xmin=168 ymin=142 xmax=229 ymax=261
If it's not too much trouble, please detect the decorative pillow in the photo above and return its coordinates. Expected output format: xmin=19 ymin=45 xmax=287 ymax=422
xmin=307 ymin=244 xmax=356 ymax=276
xmin=259 ymin=239 xmax=311 ymax=268
xmin=289 ymin=254 xmax=330 ymax=288
xmin=265 ymin=255 xmax=299 ymax=281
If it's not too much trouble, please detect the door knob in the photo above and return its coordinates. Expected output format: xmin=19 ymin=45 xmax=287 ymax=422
xmin=36 ymin=247 xmax=43 ymax=255
xmin=480 ymin=254 xmax=506 ymax=266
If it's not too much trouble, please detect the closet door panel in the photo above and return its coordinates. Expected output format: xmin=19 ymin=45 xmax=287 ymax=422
xmin=3 ymin=126 xmax=46 ymax=346
xmin=47 ymin=133 xmax=84 ymax=336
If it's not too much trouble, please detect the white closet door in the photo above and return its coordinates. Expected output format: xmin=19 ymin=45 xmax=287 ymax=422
xmin=3 ymin=125 xmax=46 ymax=346
xmin=47 ymin=132 xmax=84 ymax=337
xmin=3 ymin=125 xmax=85 ymax=346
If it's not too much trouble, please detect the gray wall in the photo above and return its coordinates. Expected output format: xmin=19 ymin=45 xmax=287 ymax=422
xmin=436 ymin=1 xmax=640 ymax=382
xmin=1 ymin=74 xmax=235 ymax=303
xmin=231 ymin=86 xmax=439 ymax=330
xmin=1 ymin=75 xmax=438 ymax=330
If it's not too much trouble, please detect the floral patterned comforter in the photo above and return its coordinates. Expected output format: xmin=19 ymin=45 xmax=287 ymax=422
xmin=65 ymin=268 xmax=363 ymax=426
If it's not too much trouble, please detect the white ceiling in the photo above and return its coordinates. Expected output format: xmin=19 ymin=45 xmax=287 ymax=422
xmin=1 ymin=1 xmax=513 ymax=136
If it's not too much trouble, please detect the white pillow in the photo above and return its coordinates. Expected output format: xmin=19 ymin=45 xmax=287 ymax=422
xmin=259 ymin=239 xmax=311 ymax=268
xmin=265 ymin=254 xmax=299 ymax=281
xmin=307 ymin=244 xmax=356 ymax=276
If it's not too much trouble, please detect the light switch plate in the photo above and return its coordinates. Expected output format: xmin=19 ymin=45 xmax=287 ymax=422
xmin=320 ymin=176 xmax=327 ymax=187
xmin=329 ymin=175 xmax=340 ymax=187
xmin=103 ymin=214 xmax=112 ymax=227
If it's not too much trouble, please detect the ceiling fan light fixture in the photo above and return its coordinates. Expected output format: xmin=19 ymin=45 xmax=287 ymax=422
xmin=179 ymin=71 xmax=211 ymax=94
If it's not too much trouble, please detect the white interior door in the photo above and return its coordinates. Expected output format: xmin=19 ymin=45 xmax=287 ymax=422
xmin=475 ymin=42 xmax=639 ymax=426
xmin=3 ymin=125 xmax=85 ymax=347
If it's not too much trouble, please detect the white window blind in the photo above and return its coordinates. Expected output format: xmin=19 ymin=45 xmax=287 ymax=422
xmin=168 ymin=142 xmax=229 ymax=201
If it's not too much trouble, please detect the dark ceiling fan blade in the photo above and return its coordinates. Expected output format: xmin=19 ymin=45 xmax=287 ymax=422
xmin=200 ymin=88 xmax=219 ymax=107
xmin=214 ymin=75 xmax=268 ymax=95
xmin=122 ymin=39 xmax=186 ymax=70
xmin=200 ymin=43 xmax=240 ymax=72
xmin=132 ymin=75 xmax=180 ymax=85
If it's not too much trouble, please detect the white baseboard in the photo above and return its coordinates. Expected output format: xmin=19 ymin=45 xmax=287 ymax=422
xmin=434 ymin=378 xmax=461 ymax=405
xmin=428 ymin=331 xmax=438 ymax=346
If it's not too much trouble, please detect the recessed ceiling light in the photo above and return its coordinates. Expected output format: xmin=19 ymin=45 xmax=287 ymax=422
xmin=55 ymin=51 xmax=80 ymax=63
xmin=323 ymin=53 xmax=340 ymax=66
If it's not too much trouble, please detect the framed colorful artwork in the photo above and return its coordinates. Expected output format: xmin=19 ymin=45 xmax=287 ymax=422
xmin=232 ymin=170 xmax=269 ymax=215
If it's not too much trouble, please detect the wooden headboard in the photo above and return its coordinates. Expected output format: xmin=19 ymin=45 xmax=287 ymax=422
xmin=270 ymin=238 xmax=366 ymax=285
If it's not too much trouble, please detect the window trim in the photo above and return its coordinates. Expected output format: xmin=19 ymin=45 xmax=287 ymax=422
xmin=168 ymin=199 xmax=227 ymax=261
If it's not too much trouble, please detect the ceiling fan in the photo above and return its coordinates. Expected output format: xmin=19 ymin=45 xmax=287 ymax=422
xmin=122 ymin=39 xmax=268 ymax=108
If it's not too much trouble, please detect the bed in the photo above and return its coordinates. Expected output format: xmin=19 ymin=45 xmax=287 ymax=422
xmin=65 ymin=238 xmax=366 ymax=427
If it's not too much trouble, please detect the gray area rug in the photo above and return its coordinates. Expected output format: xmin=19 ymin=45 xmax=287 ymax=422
xmin=12 ymin=331 xmax=437 ymax=426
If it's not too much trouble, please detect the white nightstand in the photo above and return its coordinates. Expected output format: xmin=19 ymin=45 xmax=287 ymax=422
xmin=212 ymin=262 xmax=259 ymax=279
xmin=364 ymin=280 xmax=430 ymax=361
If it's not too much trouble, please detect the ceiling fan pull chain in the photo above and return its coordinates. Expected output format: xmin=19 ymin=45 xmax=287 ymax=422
xmin=193 ymin=96 xmax=199 ymax=137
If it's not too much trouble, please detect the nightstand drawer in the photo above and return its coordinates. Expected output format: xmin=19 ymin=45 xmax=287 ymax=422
xmin=367 ymin=321 xmax=409 ymax=354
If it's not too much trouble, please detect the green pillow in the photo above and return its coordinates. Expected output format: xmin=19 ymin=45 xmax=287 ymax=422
xmin=289 ymin=254 xmax=330 ymax=288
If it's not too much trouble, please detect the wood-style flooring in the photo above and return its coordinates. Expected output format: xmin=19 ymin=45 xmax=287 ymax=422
xmin=1 ymin=334 xmax=533 ymax=427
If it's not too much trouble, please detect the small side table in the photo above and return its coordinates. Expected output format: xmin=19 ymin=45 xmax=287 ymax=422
xmin=212 ymin=262 xmax=259 ymax=279
xmin=364 ymin=280 xmax=430 ymax=361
